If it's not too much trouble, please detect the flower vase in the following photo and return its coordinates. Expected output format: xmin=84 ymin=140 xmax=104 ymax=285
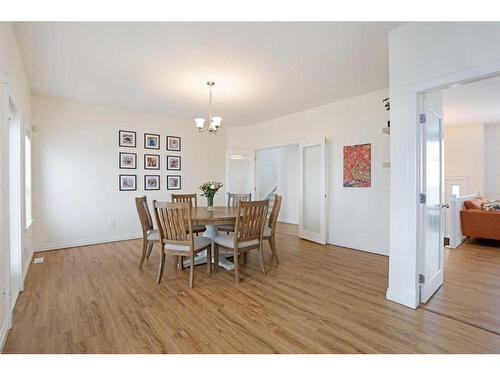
xmin=207 ymin=196 xmax=214 ymax=212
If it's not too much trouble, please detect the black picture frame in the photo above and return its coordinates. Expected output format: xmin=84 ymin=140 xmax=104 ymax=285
xmin=144 ymin=154 xmax=160 ymax=170
xmin=144 ymin=175 xmax=160 ymax=191
xmin=167 ymin=175 xmax=181 ymax=190
xmin=166 ymin=136 xmax=181 ymax=151
xmin=144 ymin=133 xmax=160 ymax=150
xmin=119 ymin=174 xmax=137 ymax=191
xmin=119 ymin=130 xmax=136 ymax=148
xmin=119 ymin=152 xmax=137 ymax=169
xmin=166 ymin=155 xmax=181 ymax=171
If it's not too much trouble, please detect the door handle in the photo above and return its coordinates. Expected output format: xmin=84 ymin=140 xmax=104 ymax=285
xmin=441 ymin=204 xmax=449 ymax=209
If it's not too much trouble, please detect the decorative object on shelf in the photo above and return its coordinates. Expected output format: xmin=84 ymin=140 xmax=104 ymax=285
xmin=119 ymin=174 xmax=137 ymax=191
xmin=144 ymin=133 xmax=160 ymax=149
xmin=167 ymin=175 xmax=181 ymax=190
xmin=144 ymin=154 xmax=160 ymax=170
xmin=194 ymin=81 xmax=222 ymax=134
xmin=383 ymin=97 xmax=390 ymax=127
xmin=144 ymin=175 xmax=160 ymax=190
xmin=119 ymin=152 xmax=137 ymax=169
xmin=166 ymin=136 xmax=181 ymax=151
xmin=343 ymin=143 xmax=371 ymax=188
xmin=167 ymin=155 xmax=181 ymax=170
xmin=119 ymin=130 xmax=136 ymax=148
xmin=199 ymin=181 xmax=223 ymax=211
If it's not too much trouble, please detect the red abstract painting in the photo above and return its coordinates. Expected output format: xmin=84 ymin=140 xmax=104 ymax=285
xmin=343 ymin=143 xmax=371 ymax=187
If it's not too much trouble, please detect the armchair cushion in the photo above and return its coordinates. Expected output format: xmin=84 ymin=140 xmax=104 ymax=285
xmin=165 ymin=236 xmax=211 ymax=252
xmin=214 ymin=234 xmax=259 ymax=249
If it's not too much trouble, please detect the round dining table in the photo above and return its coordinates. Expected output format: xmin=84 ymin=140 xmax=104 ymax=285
xmin=186 ymin=206 xmax=238 ymax=270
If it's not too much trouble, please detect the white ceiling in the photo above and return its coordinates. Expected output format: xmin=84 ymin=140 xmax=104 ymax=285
xmin=14 ymin=22 xmax=402 ymax=126
xmin=443 ymin=74 xmax=500 ymax=126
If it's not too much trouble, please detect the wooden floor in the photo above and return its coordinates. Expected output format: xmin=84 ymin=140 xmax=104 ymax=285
xmin=4 ymin=224 xmax=500 ymax=353
xmin=423 ymin=238 xmax=500 ymax=336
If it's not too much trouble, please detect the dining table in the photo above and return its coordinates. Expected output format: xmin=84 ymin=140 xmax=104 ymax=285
xmin=184 ymin=206 xmax=238 ymax=270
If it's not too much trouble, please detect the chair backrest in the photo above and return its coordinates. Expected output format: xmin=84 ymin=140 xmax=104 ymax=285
xmin=135 ymin=196 xmax=154 ymax=235
xmin=153 ymin=201 xmax=194 ymax=251
xmin=234 ymin=200 xmax=269 ymax=244
xmin=172 ymin=193 xmax=198 ymax=208
xmin=268 ymin=195 xmax=282 ymax=236
xmin=227 ymin=192 xmax=252 ymax=208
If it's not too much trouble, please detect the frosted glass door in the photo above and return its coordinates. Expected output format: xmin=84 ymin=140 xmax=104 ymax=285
xmin=420 ymin=91 xmax=444 ymax=304
xmin=299 ymin=139 xmax=326 ymax=244
xmin=225 ymin=150 xmax=255 ymax=197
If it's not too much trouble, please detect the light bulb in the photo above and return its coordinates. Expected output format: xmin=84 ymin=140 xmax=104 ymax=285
xmin=194 ymin=118 xmax=205 ymax=130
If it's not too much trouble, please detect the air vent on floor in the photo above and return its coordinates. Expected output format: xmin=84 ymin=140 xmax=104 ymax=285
xmin=33 ymin=257 xmax=44 ymax=264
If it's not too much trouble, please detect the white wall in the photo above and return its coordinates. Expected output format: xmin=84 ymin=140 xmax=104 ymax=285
xmin=256 ymin=144 xmax=299 ymax=224
xmin=0 ymin=22 xmax=33 ymax=350
xmin=388 ymin=22 xmax=500 ymax=308
xmin=444 ymin=124 xmax=485 ymax=195
xmin=32 ymin=96 xmax=227 ymax=251
xmin=484 ymin=123 xmax=500 ymax=199
xmin=229 ymin=88 xmax=390 ymax=255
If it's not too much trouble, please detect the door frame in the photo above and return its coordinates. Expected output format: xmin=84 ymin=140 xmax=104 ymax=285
xmin=409 ymin=62 xmax=500 ymax=307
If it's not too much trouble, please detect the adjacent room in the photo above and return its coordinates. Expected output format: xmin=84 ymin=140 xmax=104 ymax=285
xmin=1 ymin=20 xmax=500 ymax=356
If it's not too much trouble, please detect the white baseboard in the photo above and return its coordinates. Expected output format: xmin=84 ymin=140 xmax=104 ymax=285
xmin=386 ymin=287 xmax=419 ymax=309
xmin=0 ymin=312 xmax=12 ymax=353
xmin=35 ymin=232 xmax=142 ymax=252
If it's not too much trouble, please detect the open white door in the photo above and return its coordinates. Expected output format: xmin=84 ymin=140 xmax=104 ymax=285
xmin=224 ymin=150 xmax=255 ymax=197
xmin=298 ymin=138 xmax=326 ymax=244
xmin=419 ymin=91 xmax=445 ymax=304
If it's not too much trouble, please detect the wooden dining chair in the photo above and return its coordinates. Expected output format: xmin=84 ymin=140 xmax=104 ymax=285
xmin=263 ymin=195 xmax=282 ymax=264
xmin=217 ymin=192 xmax=252 ymax=234
xmin=135 ymin=196 xmax=160 ymax=269
xmin=153 ymin=201 xmax=212 ymax=287
xmin=214 ymin=200 xmax=269 ymax=284
xmin=171 ymin=193 xmax=205 ymax=236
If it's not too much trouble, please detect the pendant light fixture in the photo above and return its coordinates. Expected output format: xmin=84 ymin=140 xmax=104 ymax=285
xmin=195 ymin=81 xmax=222 ymax=134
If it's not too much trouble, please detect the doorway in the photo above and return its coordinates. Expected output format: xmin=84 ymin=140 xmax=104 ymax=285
xmin=8 ymin=96 xmax=22 ymax=312
xmin=418 ymin=74 xmax=500 ymax=334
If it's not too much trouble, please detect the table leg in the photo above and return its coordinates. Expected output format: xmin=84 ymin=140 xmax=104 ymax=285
xmin=182 ymin=224 xmax=235 ymax=270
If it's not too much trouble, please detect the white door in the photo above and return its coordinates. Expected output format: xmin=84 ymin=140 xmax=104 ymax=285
xmin=419 ymin=91 xmax=445 ymax=304
xmin=224 ymin=150 xmax=255 ymax=198
xmin=299 ymin=138 xmax=326 ymax=244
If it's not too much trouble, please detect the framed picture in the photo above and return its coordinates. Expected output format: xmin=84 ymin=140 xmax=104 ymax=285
xmin=343 ymin=143 xmax=371 ymax=188
xmin=144 ymin=175 xmax=160 ymax=190
xmin=144 ymin=154 xmax=160 ymax=170
xmin=167 ymin=155 xmax=181 ymax=170
xmin=119 ymin=130 xmax=136 ymax=148
xmin=119 ymin=152 xmax=137 ymax=169
xmin=166 ymin=136 xmax=181 ymax=151
xmin=167 ymin=175 xmax=181 ymax=190
xmin=144 ymin=133 xmax=160 ymax=150
xmin=119 ymin=175 xmax=137 ymax=191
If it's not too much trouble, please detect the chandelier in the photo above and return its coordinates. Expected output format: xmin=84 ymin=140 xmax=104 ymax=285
xmin=194 ymin=81 xmax=222 ymax=134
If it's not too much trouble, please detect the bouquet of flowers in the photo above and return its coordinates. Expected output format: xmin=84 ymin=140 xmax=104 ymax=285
xmin=199 ymin=181 xmax=223 ymax=210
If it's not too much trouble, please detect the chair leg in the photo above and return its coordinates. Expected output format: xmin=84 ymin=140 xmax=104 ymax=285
xmin=139 ymin=239 xmax=148 ymax=269
xmin=206 ymin=246 xmax=212 ymax=273
xmin=157 ymin=250 xmax=166 ymax=283
xmin=214 ymin=244 xmax=219 ymax=271
xmin=258 ymin=244 xmax=267 ymax=275
xmin=269 ymin=236 xmax=279 ymax=264
xmin=146 ymin=242 xmax=154 ymax=259
xmin=189 ymin=257 xmax=194 ymax=288
xmin=233 ymin=248 xmax=240 ymax=284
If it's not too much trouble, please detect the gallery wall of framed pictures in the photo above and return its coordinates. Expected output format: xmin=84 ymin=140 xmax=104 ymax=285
xmin=118 ymin=130 xmax=182 ymax=191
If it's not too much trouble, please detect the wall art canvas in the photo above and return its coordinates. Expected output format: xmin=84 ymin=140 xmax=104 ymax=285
xmin=167 ymin=155 xmax=181 ymax=170
xmin=144 ymin=154 xmax=160 ymax=170
xmin=119 ymin=130 xmax=136 ymax=148
xmin=144 ymin=175 xmax=160 ymax=190
xmin=167 ymin=175 xmax=181 ymax=190
xmin=343 ymin=143 xmax=371 ymax=188
xmin=119 ymin=175 xmax=137 ymax=191
xmin=166 ymin=136 xmax=181 ymax=151
xmin=119 ymin=152 xmax=137 ymax=169
xmin=144 ymin=133 xmax=160 ymax=149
